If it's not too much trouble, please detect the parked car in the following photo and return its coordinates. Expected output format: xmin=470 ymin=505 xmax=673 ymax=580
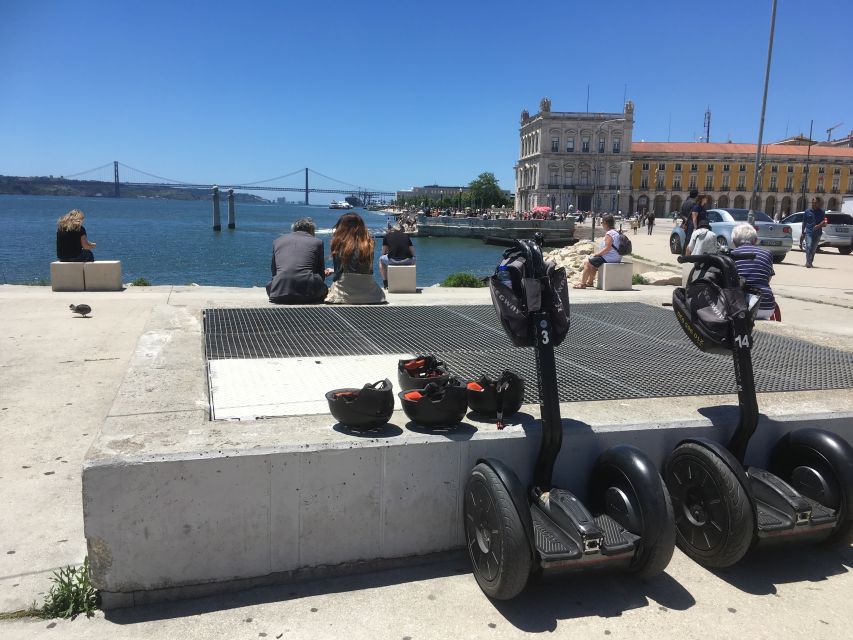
xmin=781 ymin=211 xmax=853 ymax=255
xmin=669 ymin=208 xmax=793 ymax=262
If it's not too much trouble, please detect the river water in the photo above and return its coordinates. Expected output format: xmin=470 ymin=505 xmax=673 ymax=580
xmin=1 ymin=195 xmax=507 ymax=287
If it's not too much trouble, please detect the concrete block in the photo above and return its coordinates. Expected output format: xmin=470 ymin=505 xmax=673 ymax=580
xmin=596 ymin=261 xmax=632 ymax=291
xmin=84 ymin=261 xmax=122 ymax=291
xmin=297 ymin=448 xmax=381 ymax=566
xmin=83 ymin=455 xmax=272 ymax=592
xmin=50 ymin=261 xmax=85 ymax=291
xmin=387 ymin=265 xmax=417 ymax=293
xmin=269 ymin=455 xmax=302 ymax=573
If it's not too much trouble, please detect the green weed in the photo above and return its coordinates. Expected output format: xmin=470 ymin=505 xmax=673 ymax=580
xmin=39 ymin=557 xmax=100 ymax=619
xmin=632 ymin=273 xmax=648 ymax=285
xmin=441 ymin=272 xmax=486 ymax=288
xmin=131 ymin=277 xmax=151 ymax=286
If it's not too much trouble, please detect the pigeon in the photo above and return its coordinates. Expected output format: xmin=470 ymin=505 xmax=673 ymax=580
xmin=69 ymin=303 xmax=92 ymax=318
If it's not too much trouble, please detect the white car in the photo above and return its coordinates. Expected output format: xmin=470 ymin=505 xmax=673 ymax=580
xmin=781 ymin=211 xmax=853 ymax=255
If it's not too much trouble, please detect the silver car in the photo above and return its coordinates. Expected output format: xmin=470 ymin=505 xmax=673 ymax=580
xmin=669 ymin=208 xmax=793 ymax=263
xmin=781 ymin=211 xmax=853 ymax=255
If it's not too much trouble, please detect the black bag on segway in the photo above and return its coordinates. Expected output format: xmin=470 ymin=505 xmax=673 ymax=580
xmin=672 ymin=259 xmax=756 ymax=355
xmin=488 ymin=241 xmax=570 ymax=348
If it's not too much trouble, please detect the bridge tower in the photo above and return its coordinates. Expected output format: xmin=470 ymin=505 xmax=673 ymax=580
xmin=304 ymin=168 xmax=309 ymax=205
xmin=113 ymin=161 xmax=120 ymax=198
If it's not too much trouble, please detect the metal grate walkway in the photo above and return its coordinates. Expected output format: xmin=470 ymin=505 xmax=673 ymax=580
xmin=203 ymin=303 xmax=853 ymax=404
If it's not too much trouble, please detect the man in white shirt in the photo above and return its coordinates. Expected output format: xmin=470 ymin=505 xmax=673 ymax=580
xmin=685 ymin=219 xmax=719 ymax=256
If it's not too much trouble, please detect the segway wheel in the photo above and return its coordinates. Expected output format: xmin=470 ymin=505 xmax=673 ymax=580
xmin=590 ymin=446 xmax=676 ymax=577
xmin=665 ymin=443 xmax=753 ymax=567
xmin=463 ymin=463 xmax=531 ymax=600
xmin=769 ymin=431 xmax=853 ymax=545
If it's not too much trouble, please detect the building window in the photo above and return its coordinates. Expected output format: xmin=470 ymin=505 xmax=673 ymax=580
xmin=673 ymin=176 xmax=682 ymax=190
xmin=788 ymin=165 xmax=794 ymax=173
xmin=658 ymin=163 xmax=665 ymax=171
xmin=831 ymin=176 xmax=839 ymax=192
xmin=786 ymin=176 xmax=793 ymax=191
xmin=818 ymin=166 xmax=825 ymax=174
xmin=565 ymin=169 xmax=574 ymax=186
xmin=580 ymin=170 xmax=589 ymax=186
xmin=582 ymin=136 xmax=590 ymax=153
xmin=847 ymin=177 xmax=853 ymax=193
xmin=612 ymin=138 xmax=621 ymax=153
xmin=817 ymin=177 xmax=825 ymax=191
xmin=641 ymin=162 xmax=649 ymax=170
xmin=689 ymin=175 xmax=697 ymax=189
xmin=707 ymin=164 xmax=714 ymax=172
xmin=675 ymin=163 xmax=682 ymax=171
xmin=737 ymin=176 xmax=746 ymax=190
xmin=739 ymin=164 xmax=746 ymax=172
xmin=640 ymin=174 xmax=649 ymax=189
xmin=803 ymin=165 xmax=810 ymax=174
xmin=566 ymin=137 xmax=574 ymax=152
xmin=610 ymin=172 xmax=618 ymax=188
xmin=551 ymin=137 xmax=559 ymax=152
xmin=723 ymin=164 xmax=730 ymax=172
xmin=550 ymin=171 xmax=559 ymax=185
xmin=598 ymin=137 xmax=605 ymax=153
xmin=705 ymin=175 xmax=714 ymax=189
xmin=771 ymin=165 xmax=778 ymax=173
xmin=770 ymin=176 xmax=777 ymax=190
xmin=656 ymin=173 xmax=665 ymax=189
xmin=833 ymin=167 xmax=840 ymax=175
xmin=690 ymin=163 xmax=698 ymax=172
xmin=722 ymin=175 xmax=730 ymax=190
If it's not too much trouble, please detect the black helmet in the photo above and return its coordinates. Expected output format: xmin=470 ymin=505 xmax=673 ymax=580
xmin=326 ymin=379 xmax=394 ymax=430
xmin=397 ymin=355 xmax=451 ymax=391
xmin=466 ymin=370 xmax=525 ymax=418
xmin=398 ymin=377 xmax=467 ymax=428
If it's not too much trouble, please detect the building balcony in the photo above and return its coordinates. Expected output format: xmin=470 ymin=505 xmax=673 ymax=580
xmin=547 ymin=183 xmax=561 ymax=190
xmin=816 ymin=188 xmax=826 ymax=193
xmin=784 ymin=187 xmax=793 ymax=192
xmin=767 ymin=187 xmax=778 ymax=192
xmin=830 ymin=188 xmax=839 ymax=194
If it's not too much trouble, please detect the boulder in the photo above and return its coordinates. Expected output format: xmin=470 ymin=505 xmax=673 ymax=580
xmin=641 ymin=271 xmax=682 ymax=286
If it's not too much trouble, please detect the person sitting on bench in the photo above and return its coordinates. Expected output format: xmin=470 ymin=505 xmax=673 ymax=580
xmin=574 ymin=214 xmax=621 ymax=289
xmin=56 ymin=209 xmax=96 ymax=262
xmin=378 ymin=221 xmax=415 ymax=289
xmin=266 ymin=217 xmax=329 ymax=304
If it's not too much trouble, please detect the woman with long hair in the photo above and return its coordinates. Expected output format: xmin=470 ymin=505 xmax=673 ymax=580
xmin=56 ymin=209 xmax=96 ymax=262
xmin=326 ymin=213 xmax=386 ymax=304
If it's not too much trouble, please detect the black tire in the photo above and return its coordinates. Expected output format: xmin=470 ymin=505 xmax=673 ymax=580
xmin=669 ymin=234 xmax=682 ymax=255
xmin=665 ymin=443 xmax=754 ymax=567
xmin=769 ymin=436 xmax=853 ymax=545
xmin=839 ymin=246 xmax=852 ymax=255
xmin=590 ymin=448 xmax=676 ymax=577
xmin=464 ymin=463 xmax=531 ymax=600
xmin=772 ymin=254 xmax=785 ymax=264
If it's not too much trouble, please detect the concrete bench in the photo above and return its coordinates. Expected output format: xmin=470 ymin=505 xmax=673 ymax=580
xmin=387 ymin=265 xmax=417 ymax=293
xmin=51 ymin=261 xmax=85 ymax=291
xmin=84 ymin=261 xmax=123 ymax=291
xmin=50 ymin=260 xmax=123 ymax=292
xmin=596 ymin=261 xmax=632 ymax=291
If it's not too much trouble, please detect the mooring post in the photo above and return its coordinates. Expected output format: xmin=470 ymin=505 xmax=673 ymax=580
xmin=212 ymin=186 xmax=221 ymax=231
xmin=227 ymin=189 xmax=235 ymax=229
xmin=304 ymin=167 xmax=309 ymax=205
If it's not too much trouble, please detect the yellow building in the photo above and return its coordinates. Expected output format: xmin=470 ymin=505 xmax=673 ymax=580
xmin=629 ymin=142 xmax=853 ymax=217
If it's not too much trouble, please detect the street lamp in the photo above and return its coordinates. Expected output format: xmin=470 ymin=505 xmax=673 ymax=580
xmin=748 ymin=0 xmax=778 ymax=225
xmin=458 ymin=188 xmax=462 ymax=213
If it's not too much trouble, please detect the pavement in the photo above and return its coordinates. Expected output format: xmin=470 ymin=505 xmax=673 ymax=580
xmin=1 ymin=223 xmax=852 ymax=639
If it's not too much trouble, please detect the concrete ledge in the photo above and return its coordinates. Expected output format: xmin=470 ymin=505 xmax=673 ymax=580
xmin=51 ymin=261 xmax=85 ymax=291
xmin=82 ymin=302 xmax=853 ymax=608
xmin=84 ymin=261 xmax=123 ymax=291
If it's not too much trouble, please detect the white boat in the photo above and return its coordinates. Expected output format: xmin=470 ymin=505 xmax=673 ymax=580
xmin=329 ymin=200 xmax=353 ymax=210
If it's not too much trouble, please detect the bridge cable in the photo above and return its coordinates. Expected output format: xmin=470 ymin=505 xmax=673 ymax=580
xmin=62 ymin=163 xmax=115 ymax=179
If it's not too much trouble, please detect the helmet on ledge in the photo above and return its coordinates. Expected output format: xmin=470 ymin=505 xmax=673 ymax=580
xmin=397 ymin=355 xmax=451 ymax=391
xmin=325 ymin=379 xmax=394 ymax=430
xmin=466 ymin=370 xmax=525 ymax=418
xmin=399 ymin=377 xmax=467 ymax=428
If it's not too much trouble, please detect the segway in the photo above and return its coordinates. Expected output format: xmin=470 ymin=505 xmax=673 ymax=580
xmin=463 ymin=238 xmax=676 ymax=600
xmin=665 ymin=252 xmax=853 ymax=568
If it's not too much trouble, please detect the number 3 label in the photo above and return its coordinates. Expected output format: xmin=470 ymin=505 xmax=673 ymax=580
xmin=541 ymin=330 xmax=550 ymax=344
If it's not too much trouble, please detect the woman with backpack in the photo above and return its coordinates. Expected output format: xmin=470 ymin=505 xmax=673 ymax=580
xmin=574 ymin=214 xmax=623 ymax=289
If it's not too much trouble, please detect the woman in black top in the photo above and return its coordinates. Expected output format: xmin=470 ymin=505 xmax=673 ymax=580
xmin=56 ymin=209 xmax=96 ymax=262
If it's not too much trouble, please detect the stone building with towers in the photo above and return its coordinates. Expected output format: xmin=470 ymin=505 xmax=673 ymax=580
xmin=514 ymin=98 xmax=635 ymax=214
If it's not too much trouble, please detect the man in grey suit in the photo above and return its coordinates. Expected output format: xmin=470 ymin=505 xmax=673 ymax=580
xmin=266 ymin=217 xmax=330 ymax=304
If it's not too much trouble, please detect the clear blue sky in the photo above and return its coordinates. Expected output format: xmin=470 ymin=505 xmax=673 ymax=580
xmin=1 ymin=0 xmax=850 ymax=195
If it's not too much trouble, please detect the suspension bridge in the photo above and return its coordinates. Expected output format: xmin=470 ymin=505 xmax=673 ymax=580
xmin=56 ymin=161 xmax=396 ymax=206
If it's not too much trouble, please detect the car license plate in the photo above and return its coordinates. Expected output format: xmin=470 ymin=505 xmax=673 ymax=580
xmin=762 ymin=240 xmax=781 ymax=246
xmin=835 ymin=226 xmax=848 ymax=233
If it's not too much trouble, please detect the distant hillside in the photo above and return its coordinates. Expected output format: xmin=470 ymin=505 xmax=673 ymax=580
xmin=0 ymin=175 xmax=268 ymax=202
